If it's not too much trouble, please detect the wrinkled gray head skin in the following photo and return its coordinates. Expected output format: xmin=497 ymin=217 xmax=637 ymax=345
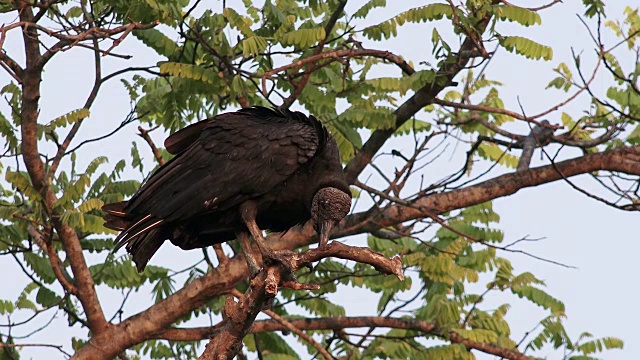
xmin=311 ymin=187 xmax=352 ymax=247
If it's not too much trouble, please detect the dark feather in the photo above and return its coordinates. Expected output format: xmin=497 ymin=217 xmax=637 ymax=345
xmin=103 ymin=106 xmax=348 ymax=270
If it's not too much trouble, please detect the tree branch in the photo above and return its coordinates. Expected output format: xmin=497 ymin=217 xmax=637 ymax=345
xmin=18 ymin=4 xmax=109 ymax=335
xmin=198 ymin=266 xmax=283 ymax=360
xmin=70 ymin=143 xmax=640 ymax=359
xmin=37 ymin=21 xmax=159 ymax=68
xmin=197 ymin=240 xmax=402 ymax=359
xmin=260 ymin=48 xmax=414 ymax=96
xmin=433 ymin=98 xmax=562 ymax=129
xmin=0 ymin=23 xmax=24 ymax=80
xmin=158 ymin=316 xmax=534 ymax=360
xmin=138 ymin=126 xmax=165 ymax=165
xmin=343 ymin=11 xmax=495 ymax=184
xmin=281 ymin=0 xmax=347 ymax=108
xmin=48 ymin=36 xmax=101 ymax=177
xmin=340 ymin=145 xmax=640 ymax=237
xmin=26 ymin=225 xmax=78 ymax=295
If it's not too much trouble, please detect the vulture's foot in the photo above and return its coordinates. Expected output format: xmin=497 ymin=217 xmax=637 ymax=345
xmin=236 ymin=230 xmax=262 ymax=278
xmin=262 ymin=249 xmax=297 ymax=279
xmin=245 ymin=258 xmax=261 ymax=279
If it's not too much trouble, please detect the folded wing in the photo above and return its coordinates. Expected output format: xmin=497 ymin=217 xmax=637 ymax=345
xmin=103 ymin=107 xmax=325 ymax=269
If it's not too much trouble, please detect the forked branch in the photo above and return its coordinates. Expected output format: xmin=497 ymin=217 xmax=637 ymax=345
xmin=198 ymin=242 xmax=403 ymax=359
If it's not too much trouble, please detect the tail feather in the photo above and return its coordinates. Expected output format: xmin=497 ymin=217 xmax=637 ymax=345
xmin=127 ymin=228 xmax=166 ymax=272
xmin=103 ymin=202 xmax=129 ymax=229
xmin=102 ymin=201 xmax=165 ymax=271
xmin=102 ymin=201 xmax=128 ymax=216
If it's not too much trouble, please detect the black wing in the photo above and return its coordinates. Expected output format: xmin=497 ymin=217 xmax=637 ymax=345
xmin=127 ymin=107 xmax=324 ymax=220
xmin=105 ymin=107 xmax=326 ymax=259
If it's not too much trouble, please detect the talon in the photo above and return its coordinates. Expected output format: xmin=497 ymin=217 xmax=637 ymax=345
xmin=248 ymin=263 xmax=262 ymax=279
xmin=263 ymin=249 xmax=296 ymax=279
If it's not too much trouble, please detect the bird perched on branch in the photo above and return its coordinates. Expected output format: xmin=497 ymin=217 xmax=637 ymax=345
xmin=102 ymin=107 xmax=352 ymax=276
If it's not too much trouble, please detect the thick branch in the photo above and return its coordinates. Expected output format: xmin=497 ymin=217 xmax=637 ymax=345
xmin=72 ymin=255 xmax=248 ymax=360
xmin=341 ymin=145 xmax=640 ymax=236
xmin=72 ymin=143 xmax=640 ymax=360
xmin=158 ymin=316 xmax=533 ymax=360
xmin=18 ymin=5 xmax=109 ymax=335
xmin=343 ymin=12 xmax=494 ymax=184
xmin=198 ymin=266 xmax=283 ymax=360
xmin=281 ymin=0 xmax=347 ymax=108
xmin=197 ymin=240 xmax=402 ymax=359
xmin=516 ymin=120 xmax=555 ymax=171
xmin=290 ymin=241 xmax=403 ymax=280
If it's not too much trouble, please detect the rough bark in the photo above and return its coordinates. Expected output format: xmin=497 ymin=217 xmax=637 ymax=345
xmin=343 ymin=12 xmax=495 ymax=184
xmin=159 ymin=316 xmax=534 ymax=360
xmin=71 ymin=144 xmax=640 ymax=359
xmin=18 ymin=5 xmax=110 ymax=335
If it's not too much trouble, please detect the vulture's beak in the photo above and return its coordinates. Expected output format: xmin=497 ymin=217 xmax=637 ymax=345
xmin=318 ymin=219 xmax=335 ymax=248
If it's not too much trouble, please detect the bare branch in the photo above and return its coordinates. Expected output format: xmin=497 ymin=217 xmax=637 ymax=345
xmin=343 ymin=9 xmax=496 ymax=184
xmin=229 ymin=289 xmax=335 ymax=360
xmin=198 ymin=266 xmax=283 ymax=359
xmin=26 ymin=225 xmax=78 ymax=295
xmin=17 ymin=5 xmax=110 ymax=335
xmin=340 ymin=145 xmax=640 ymax=238
xmin=138 ymin=126 xmax=165 ymax=165
xmin=500 ymin=0 xmax=562 ymax=11
xmin=259 ymin=48 xmax=414 ymax=94
xmin=0 ymin=342 xmax=71 ymax=357
xmin=158 ymin=316 xmax=534 ymax=360
xmin=433 ymin=98 xmax=563 ymax=129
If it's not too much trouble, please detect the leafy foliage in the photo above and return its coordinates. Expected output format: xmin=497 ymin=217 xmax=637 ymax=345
xmin=0 ymin=0 xmax=634 ymax=359
xmin=499 ymin=36 xmax=553 ymax=61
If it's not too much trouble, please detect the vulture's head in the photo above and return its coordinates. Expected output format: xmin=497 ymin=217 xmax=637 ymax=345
xmin=311 ymin=187 xmax=352 ymax=246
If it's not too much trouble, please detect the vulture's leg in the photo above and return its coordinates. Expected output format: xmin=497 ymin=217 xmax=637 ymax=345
xmin=240 ymin=202 xmax=295 ymax=274
xmin=236 ymin=230 xmax=261 ymax=278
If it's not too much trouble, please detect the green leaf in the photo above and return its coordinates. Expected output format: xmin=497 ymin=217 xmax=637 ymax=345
xmin=500 ymin=36 xmax=553 ymax=61
xmin=353 ymin=0 xmax=386 ymax=19
xmin=36 ymin=287 xmax=61 ymax=307
xmin=133 ymin=28 xmax=179 ymax=58
xmin=493 ymin=5 xmax=542 ymax=26
xmin=66 ymin=6 xmax=83 ymax=18
xmin=278 ymin=28 xmax=326 ymax=48
xmin=78 ymin=198 xmax=104 ymax=213
xmin=5 ymin=170 xmax=40 ymax=200
xmin=363 ymin=4 xmax=454 ymax=40
xmin=394 ymin=119 xmax=431 ymax=135
xmin=47 ymin=108 xmax=90 ymax=129
xmin=223 ymin=7 xmax=256 ymax=37
xmin=23 ymin=253 xmax=56 ymax=284
xmin=242 ymin=36 xmax=268 ymax=57
xmin=512 ymin=285 xmax=565 ymax=313
xmin=477 ymin=142 xmax=519 ymax=169
xmin=159 ymin=62 xmax=220 ymax=84
xmin=577 ymin=336 xmax=624 ymax=354
xmin=0 ymin=300 xmax=15 ymax=315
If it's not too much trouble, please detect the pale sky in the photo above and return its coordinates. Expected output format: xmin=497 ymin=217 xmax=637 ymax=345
xmin=0 ymin=1 xmax=638 ymax=359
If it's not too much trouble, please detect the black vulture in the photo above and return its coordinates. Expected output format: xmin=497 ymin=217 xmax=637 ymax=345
xmin=102 ymin=106 xmax=352 ymax=275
